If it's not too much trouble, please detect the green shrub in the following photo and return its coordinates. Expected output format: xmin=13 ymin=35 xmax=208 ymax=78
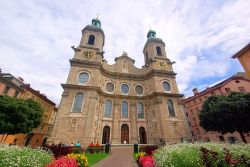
xmin=153 ymin=143 xmax=250 ymax=167
xmin=0 ymin=144 xmax=53 ymax=167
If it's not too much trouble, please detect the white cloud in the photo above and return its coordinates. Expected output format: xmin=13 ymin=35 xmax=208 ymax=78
xmin=0 ymin=0 xmax=249 ymax=104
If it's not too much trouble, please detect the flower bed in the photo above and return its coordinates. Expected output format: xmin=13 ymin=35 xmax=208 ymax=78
xmin=153 ymin=143 xmax=250 ymax=167
xmin=134 ymin=152 xmax=155 ymax=167
xmin=0 ymin=144 xmax=53 ymax=167
xmin=46 ymin=156 xmax=78 ymax=167
xmin=43 ymin=144 xmax=72 ymax=158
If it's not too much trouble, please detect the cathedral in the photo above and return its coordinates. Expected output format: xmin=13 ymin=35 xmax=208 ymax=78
xmin=49 ymin=17 xmax=189 ymax=146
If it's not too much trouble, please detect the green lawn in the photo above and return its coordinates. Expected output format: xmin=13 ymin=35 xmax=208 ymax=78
xmin=85 ymin=153 xmax=109 ymax=166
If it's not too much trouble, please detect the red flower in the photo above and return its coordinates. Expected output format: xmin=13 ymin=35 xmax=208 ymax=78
xmin=140 ymin=155 xmax=155 ymax=167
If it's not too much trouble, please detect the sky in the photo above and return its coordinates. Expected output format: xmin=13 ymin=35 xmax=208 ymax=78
xmin=0 ymin=0 xmax=249 ymax=105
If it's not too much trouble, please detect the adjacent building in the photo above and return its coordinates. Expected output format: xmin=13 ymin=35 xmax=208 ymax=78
xmin=183 ymin=72 xmax=250 ymax=143
xmin=0 ymin=70 xmax=58 ymax=146
xmin=49 ymin=18 xmax=189 ymax=146
xmin=232 ymin=43 xmax=250 ymax=78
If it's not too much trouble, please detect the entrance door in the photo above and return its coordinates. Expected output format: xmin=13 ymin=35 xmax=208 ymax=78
xmin=102 ymin=126 xmax=110 ymax=144
xmin=121 ymin=124 xmax=129 ymax=144
xmin=139 ymin=127 xmax=147 ymax=144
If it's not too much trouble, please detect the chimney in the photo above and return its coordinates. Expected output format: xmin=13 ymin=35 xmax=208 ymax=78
xmin=192 ymin=88 xmax=199 ymax=95
xmin=18 ymin=77 xmax=24 ymax=82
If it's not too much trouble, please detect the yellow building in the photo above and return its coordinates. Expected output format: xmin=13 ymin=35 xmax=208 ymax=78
xmin=49 ymin=18 xmax=189 ymax=146
xmin=232 ymin=43 xmax=250 ymax=78
xmin=0 ymin=71 xmax=58 ymax=147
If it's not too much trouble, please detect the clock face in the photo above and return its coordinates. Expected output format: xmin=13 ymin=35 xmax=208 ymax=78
xmin=82 ymin=50 xmax=94 ymax=59
xmin=159 ymin=60 xmax=167 ymax=68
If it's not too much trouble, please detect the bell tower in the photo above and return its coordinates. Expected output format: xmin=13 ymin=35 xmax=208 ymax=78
xmin=79 ymin=17 xmax=105 ymax=52
xmin=143 ymin=29 xmax=167 ymax=65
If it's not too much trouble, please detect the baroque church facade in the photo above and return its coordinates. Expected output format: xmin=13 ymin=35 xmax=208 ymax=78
xmin=49 ymin=18 xmax=189 ymax=146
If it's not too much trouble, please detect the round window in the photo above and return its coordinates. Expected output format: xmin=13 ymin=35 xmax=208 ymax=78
xmin=162 ymin=81 xmax=171 ymax=91
xmin=121 ymin=84 xmax=129 ymax=94
xmin=135 ymin=85 xmax=143 ymax=95
xmin=78 ymin=73 xmax=89 ymax=84
xmin=106 ymin=82 xmax=114 ymax=92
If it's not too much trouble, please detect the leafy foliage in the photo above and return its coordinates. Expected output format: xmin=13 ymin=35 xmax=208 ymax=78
xmin=139 ymin=145 xmax=158 ymax=155
xmin=199 ymin=92 xmax=250 ymax=142
xmin=153 ymin=143 xmax=250 ymax=167
xmin=0 ymin=95 xmax=44 ymax=135
xmin=43 ymin=144 xmax=72 ymax=158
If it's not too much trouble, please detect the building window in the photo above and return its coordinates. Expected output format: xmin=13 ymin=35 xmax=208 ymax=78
xmin=239 ymin=87 xmax=245 ymax=92
xmin=145 ymin=51 xmax=149 ymax=64
xmin=162 ymin=81 xmax=171 ymax=92
xmin=227 ymin=136 xmax=237 ymax=144
xmin=121 ymin=101 xmax=128 ymax=118
xmin=88 ymin=35 xmax=95 ymax=45
xmin=191 ymin=131 xmax=194 ymax=136
xmin=46 ymin=127 xmax=52 ymax=135
xmin=156 ymin=46 xmax=162 ymax=56
xmin=188 ymin=121 xmax=191 ymax=127
xmin=106 ymin=82 xmax=114 ymax=93
xmin=196 ymin=128 xmax=200 ymax=134
xmin=69 ymin=119 xmax=77 ymax=131
xmin=72 ymin=93 xmax=84 ymax=112
xmin=137 ymin=102 xmax=144 ymax=118
xmin=3 ymin=86 xmax=10 ymax=95
xmin=167 ymin=99 xmax=176 ymax=117
xmin=121 ymin=84 xmax=129 ymax=94
xmin=78 ymin=72 xmax=89 ymax=84
xmin=172 ymin=122 xmax=179 ymax=133
xmin=40 ymin=125 xmax=44 ymax=132
xmin=185 ymin=112 xmax=189 ymax=117
xmin=104 ymin=100 xmax=112 ymax=117
xmin=13 ymin=91 xmax=19 ymax=98
xmin=192 ymin=117 xmax=197 ymax=125
xmin=225 ymin=88 xmax=231 ymax=93
xmin=135 ymin=85 xmax=143 ymax=95
xmin=219 ymin=135 xmax=225 ymax=141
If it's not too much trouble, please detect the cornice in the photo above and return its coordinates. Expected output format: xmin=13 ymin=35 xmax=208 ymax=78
xmin=61 ymin=84 xmax=184 ymax=99
xmin=70 ymin=59 xmax=176 ymax=80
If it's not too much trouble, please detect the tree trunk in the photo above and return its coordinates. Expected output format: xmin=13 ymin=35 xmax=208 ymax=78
xmin=239 ymin=131 xmax=247 ymax=143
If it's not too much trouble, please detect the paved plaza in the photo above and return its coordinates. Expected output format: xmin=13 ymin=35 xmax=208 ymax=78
xmin=93 ymin=147 xmax=138 ymax=167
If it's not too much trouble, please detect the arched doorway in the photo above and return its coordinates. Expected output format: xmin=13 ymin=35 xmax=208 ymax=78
xmin=42 ymin=137 xmax=48 ymax=146
xmin=102 ymin=126 xmax=110 ymax=144
xmin=139 ymin=127 xmax=147 ymax=144
xmin=121 ymin=124 xmax=129 ymax=144
xmin=24 ymin=133 xmax=34 ymax=146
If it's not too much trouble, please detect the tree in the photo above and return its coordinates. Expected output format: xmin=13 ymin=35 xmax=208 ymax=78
xmin=199 ymin=92 xmax=250 ymax=143
xmin=0 ymin=95 xmax=44 ymax=135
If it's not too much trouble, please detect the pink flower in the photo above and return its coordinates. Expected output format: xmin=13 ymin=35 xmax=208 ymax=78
xmin=46 ymin=156 xmax=79 ymax=167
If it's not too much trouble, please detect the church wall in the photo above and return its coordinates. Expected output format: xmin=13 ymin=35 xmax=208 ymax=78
xmin=48 ymin=19 xmax=189 ymax=146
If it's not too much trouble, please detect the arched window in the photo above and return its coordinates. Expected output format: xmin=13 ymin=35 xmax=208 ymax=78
xmin=121 ymin=101 xmax=128 ymax=118
xmin=145 ymin=51 xmax=149 ymax=64
xmin=137 ymin=102 xmax=144 ymax=118
xmin=72 ymin=93 xmax=84 ymax=112
xmin=156 ymin=46 xmax=162 ymax=56
xmin=167 ymin=99 xmax=176 ymax=117
xmin=88 ymin=35 xmax=95 ymax=45
xmin=104 ymin=100 xmax=112 ymax=117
